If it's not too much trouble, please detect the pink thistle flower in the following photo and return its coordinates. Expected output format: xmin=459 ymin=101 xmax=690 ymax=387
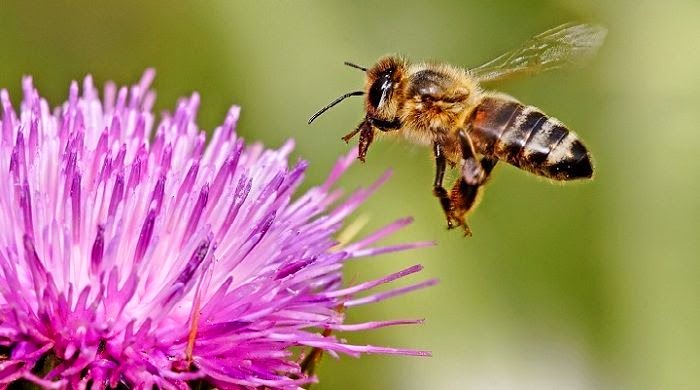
xmin=0 ymin=70 xmax=436 ymax=389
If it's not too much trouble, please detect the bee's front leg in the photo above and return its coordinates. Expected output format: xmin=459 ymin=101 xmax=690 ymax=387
xmin=357 ymin=121 xmax=375 ymax=162
xmin=342 ymin=119 xmax=375 ymax=162
xmin=347 ymin=117 xmax=400 ymax=162
xmin=341 ymin=120 xmax=364 ymax=144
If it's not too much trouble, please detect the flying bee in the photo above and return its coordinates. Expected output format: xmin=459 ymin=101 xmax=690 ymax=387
xmin=308 ymin=23 xmax=607 ymax=236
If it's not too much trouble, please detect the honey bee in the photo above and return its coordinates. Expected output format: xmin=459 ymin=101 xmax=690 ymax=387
xmin=308 ymin=23 xmax=607 ymax=236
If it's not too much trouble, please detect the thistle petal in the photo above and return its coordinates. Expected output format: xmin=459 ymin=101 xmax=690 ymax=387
xmin=0 ymin=71 xmax=434 ymax=389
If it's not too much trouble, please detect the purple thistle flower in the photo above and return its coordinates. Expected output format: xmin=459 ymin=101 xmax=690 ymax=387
xmin=0 ymin=70 xmax=436 ymax=389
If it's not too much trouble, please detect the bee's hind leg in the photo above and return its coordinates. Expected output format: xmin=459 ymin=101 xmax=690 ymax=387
xmin=444 ymin=157 xmax=496 ymax=236
xmin=438 ymin=131 xmax=498 ymax=236
xmin=458 ymin=129 xmax=491 ymax=185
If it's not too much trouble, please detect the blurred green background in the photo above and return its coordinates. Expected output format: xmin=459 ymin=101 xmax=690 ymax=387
xmin=1 ymin=1 xmax=699 ymax=389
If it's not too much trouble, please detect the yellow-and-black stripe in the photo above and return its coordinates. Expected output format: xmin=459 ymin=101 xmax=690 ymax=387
xmin=468 ymin=96 xmax=593 ymax=180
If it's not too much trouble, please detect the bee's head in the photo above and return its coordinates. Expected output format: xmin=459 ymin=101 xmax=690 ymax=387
xmin=307 ymin=56 xmax=406 ymax=126
xmin=364 ymin=56 xmax=407 ymax=121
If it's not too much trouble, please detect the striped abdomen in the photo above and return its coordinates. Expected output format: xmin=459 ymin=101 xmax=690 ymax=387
xmin=467 ymin=96 xmax=593 ymax=181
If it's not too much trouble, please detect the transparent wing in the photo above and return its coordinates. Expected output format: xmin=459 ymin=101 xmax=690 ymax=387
xmin=470 ymin=23 xmax=607 ymax=83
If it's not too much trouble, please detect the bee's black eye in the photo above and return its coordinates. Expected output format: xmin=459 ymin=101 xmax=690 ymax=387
xmin=368 ymin=72 xmax=394 ymax=109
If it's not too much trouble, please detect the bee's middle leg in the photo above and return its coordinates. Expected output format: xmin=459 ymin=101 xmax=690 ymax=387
xmin=432 ymin=142 xmax=463 ymax=230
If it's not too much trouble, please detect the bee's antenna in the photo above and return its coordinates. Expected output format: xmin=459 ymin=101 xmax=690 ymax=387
xmin=344 ymin=61 xmax=368 ymax=72
xmin=308 ymin=91 xmax=364 ymax=124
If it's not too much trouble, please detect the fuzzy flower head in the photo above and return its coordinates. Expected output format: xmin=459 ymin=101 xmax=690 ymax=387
xmin=0 ymin=70 xmax=435 ymax=389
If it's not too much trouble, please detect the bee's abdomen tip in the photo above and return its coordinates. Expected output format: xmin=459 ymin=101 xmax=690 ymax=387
xmin=546 ymin=152 xmax=593 ymax=181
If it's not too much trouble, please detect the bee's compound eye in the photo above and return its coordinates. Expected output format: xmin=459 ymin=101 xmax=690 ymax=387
xmin=369 ymin=72 xmax=393 ymax=109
